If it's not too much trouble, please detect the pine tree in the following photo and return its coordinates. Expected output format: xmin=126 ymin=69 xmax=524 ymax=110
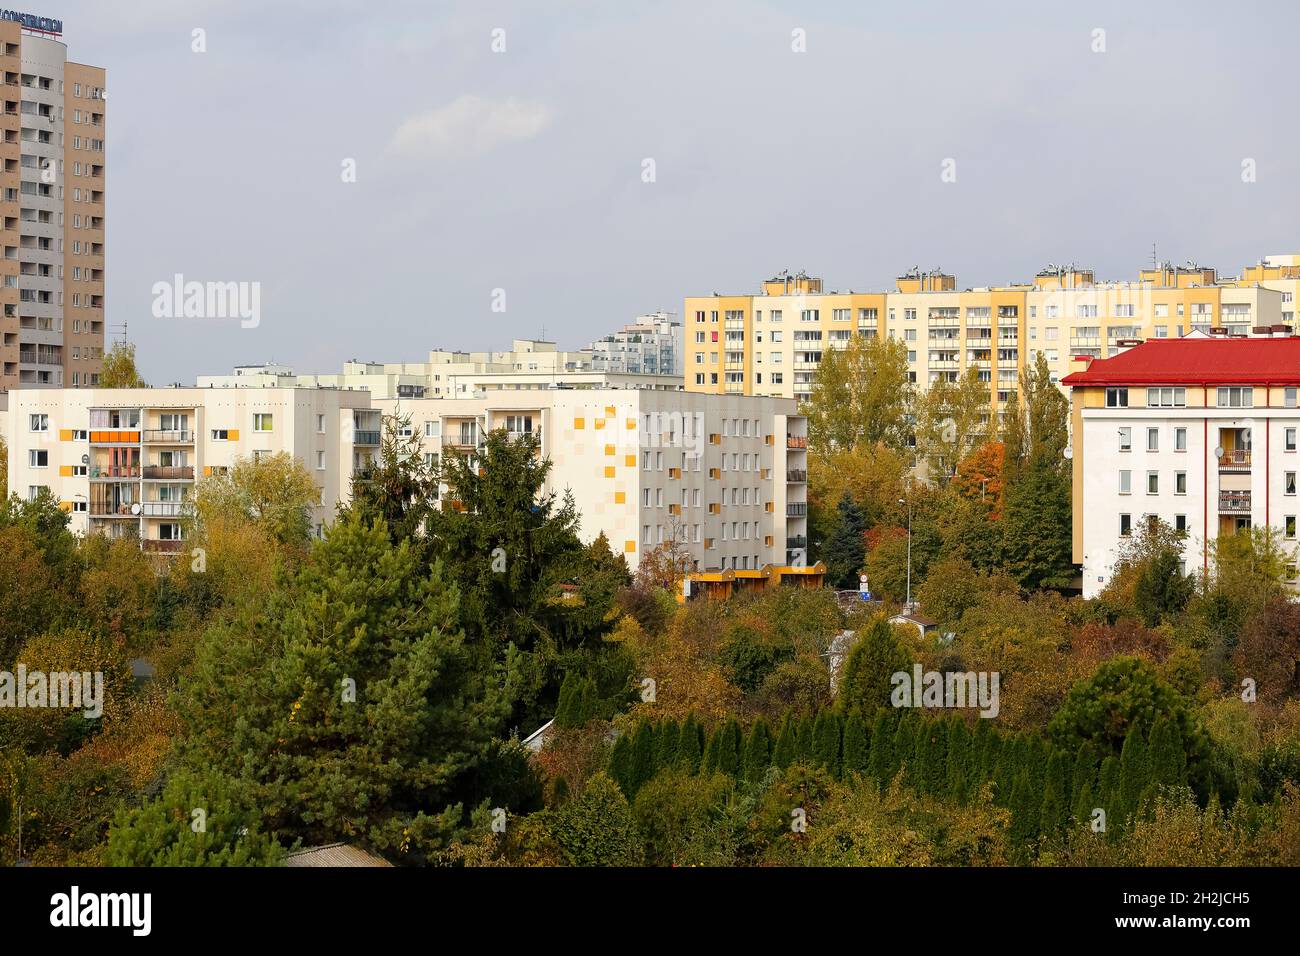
xmin=837 ymin=617 xmax=911 ymax=719
xmin=812 ymin=711 xmax=843 ymax=779
xmin=1097 ymin=755 xmax=1122 ymax=833
xmin=945 ymin=720 xmax=972 ymax=802
xmin=841 ymin=714 xmax=870 ymax=778
xmin=608 ymin=733 xmax=633 ymax=795
xmin=1071 ymin=743 xmax=1099 ymax=825
xmin=772 ymin=712 xmax=797 ymax=769
xmin=702 ymin=726 xmax=722 ymax=775
xmin=677 ymin=714 xmax=703 ymax=773
xmin=823 ymin=491 xmax=868 ymax=589
xmin=795 ymin=715 xmax=816 ymax=764
xmin=918 ymin=720 xmax=949 ymax=796
xmin=577 ymin=677 xmax=599 ymax=724
xmin=1008 ymin=768 xmax=1042 ymax=857
xmin=891 ymin=714 xmax=916 ymax=786
xmin=555 ymin=672 xmax=578 ymax=727
xmin=742 ymin=718 xmax=774 ymax=782
xmin=867 ymin=711 xmax=894 ymax=786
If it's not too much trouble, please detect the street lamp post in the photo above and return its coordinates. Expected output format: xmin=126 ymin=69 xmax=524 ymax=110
xmin=898 ymin=493 xmax=913 ymax=611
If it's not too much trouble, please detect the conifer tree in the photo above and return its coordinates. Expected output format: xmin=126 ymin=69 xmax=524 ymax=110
xmin=1148 ymin=716 xmax=1187 ymax=790
xmin=867 ymin=711 xmax=894 ymax=785
xmin=841 ymin=714 xmax=870 ymax=777
xmin=1039 ymin=750 xmax=1069 ymax=836
xmin=702 ymin=726 xmax=723 ymax=775
xmin=717 ymin=719 xmax=743 ymax=777
xmin=945 ymin=720 xmax=972 ymax=802
xmin=628 ymin=720 xmax=656 ymax=795
xmin=742 ymin=718 xmax=774 ymax=782
xmin=772 ymin=712 xmax=797 ymax=769
xmin=795 ymin=715 xmax=816 ymax=763
xmin=655 ymin=719 xmax=681 ymax=771
xmin=1071 ymin=742 xmax=1099 ymax=824
xmin=1097 ymin=755 xmax=1122 ymax=832
xmin=812 ymin=711 xmax=843 ymax=779
xmin=891 ymin=714 xmax=916 ymax=786
xmin=1008 ymin=768 xmax=1041 ymax=855
xmin=609 ymin=733 xmax=634 ymax=795
xmin=677 ymin=714 xmax=703 ymax=773
xmin=555 ymin=672 xmax=578 ymax=727
xmin=1118 ymin=728 xmax=1150 ymax=819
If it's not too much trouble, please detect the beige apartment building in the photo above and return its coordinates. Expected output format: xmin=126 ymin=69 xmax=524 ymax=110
xmin=0 ymin=18 xmax=105 ymax=390
xmin=198 ymin=338 xmax=684 ymax=400
xmin=376 ymin=389 xmax=809 ymax=573
xmin=4 ymin=387 xmax=378 ymax=549
xmin=685 ymin=258 xmax=1293 ymax=411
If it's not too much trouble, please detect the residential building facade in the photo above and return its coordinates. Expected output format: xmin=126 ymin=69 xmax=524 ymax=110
xmin=1062 ymin=337 xmax=1300 ymax=599
xmin=0 ymin=19 xmax=105 ymax=390
xmin=4 ymin=387 xmax=377 ymax=549
xmin=377 ymin=389 xmax=808 ymax=573
xmin=580 ymin=312 xmax=682 ymax=376
xmin=685 ymin=259 xmax=1291 ymax=411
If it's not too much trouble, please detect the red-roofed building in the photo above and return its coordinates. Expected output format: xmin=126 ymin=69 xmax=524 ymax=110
xmin=1065 ymin=338 xmax=1300 ymax=598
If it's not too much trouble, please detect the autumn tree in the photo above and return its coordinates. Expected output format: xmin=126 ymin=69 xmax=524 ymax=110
xmin=190 ymin=451 xmax=320 ymax=551
xmin=98 ymin=341 xmax=147 ymax=388
xmin=915 ymin=367 xmax=991 ymax=480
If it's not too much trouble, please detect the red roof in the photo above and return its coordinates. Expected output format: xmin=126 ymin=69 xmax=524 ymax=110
xmin=1060 ymin=338 xmax=1300 ymax=387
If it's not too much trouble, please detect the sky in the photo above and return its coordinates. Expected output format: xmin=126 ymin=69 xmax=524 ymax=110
xmin=53 ymin=0 xmax=1300 ymax=384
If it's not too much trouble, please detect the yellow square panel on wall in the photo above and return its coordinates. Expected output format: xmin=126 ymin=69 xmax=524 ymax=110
xmin=605 ymin=406 xmax=616 ymax=417
xmin=59 ymin=429 xmax=73 ymax=441
xmin=614 ymin=491 xmax=626 ymax=504
xmin=624 ymin=540 xmax=636 ymax=553
xmin=604 ymin=466 xmax=616 ymax=478
xmin=605 ymin=444 xmax=615 ymax=456
xmin=574 ymin=418 xmax=585 ymax=430
xmin=625 ymin=455 xmax=636 ymax=467
xmin=228 ymin=429 xmax=240 ymax=441
xmin=595 ymin=419 xmax=605 ymax=430
xmin=626 ymin=418 xmax=636 ymax=430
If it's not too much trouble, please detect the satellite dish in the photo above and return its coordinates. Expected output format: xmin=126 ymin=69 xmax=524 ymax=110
xmin=80 ymin=454 xmax=89 ymax=465
xmin=1214 ymin=445 xmax=1225 ymax=459
xmin=130 ymin=502 xmax=141 ymax=515
xmin=1063 ymin=446 xmax=1073 ymax=459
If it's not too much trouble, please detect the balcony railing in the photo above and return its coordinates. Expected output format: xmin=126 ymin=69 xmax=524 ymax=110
xmin=353 ymin=430 xmax=381 ymax=446
xmin=140 ymin=501 xmax=185 ymax=517
xmin=787 ymin=469 xmax=807 ymax=482
xmin=89 ymin=502 xmax=137 ymax=516
xmin=143 ymin=465 xmax=194 ymax=480
xmin=89 ymin=430 xmax=140 ymax=444
xmin=1218 ymin=449 xmax=1251 ymax=471
xmin=787 ymin=503 xmax=808 ymax=517
xmin=1219 ymin=491 xmax=1251 ymax=514
xmin=786 ymin=436 xmax=808 ymax=449
xmin=142 ymin=539 xmax=185 ymax=554
xmin=143 ymin=429 xmax=193 ymax=443
xmin=89 ymin=466 xmax=139 ymax=479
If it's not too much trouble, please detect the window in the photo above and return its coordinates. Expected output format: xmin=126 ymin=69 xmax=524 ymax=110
xmin=1120 ymin=514 xmax=1132 ymax=537
xmin=211 ymin=429 xmax=229 ymax=441
xmin=1217 ymin=387 xmax=1252 ymax=408
xmin=1118 ymin=427 xmax=1131 ymax=452
xmin=29 ymin=449 xmax=48 ymax=468
xmin=1175 ymin=471 xmax=1186 ymax=495
xmin=1147 ymin=428 xmax=1159 ymax=452
xmin=72 ymin=500 xmax=87 ymax=513
xmin=317 ymin=414 xmax=326 ymax=433
xmin=1147 ymin=387 xmax=1185 ymax=407
xmin=1289 ymin=428 xmax=1298 ymax=453
xmin=316 ymin=451 xmax=325 ymax=471
xmin=1287 ymin=387 xmax=1298 ymax=409
xmin=1287 ymin=516 xmax=1297 ymax=540
xmin=1175 ymin=514 xmax=1187 ymax=532
xmin=1288 ymin=472 xmax=1297 ymax=496
xmin=1119 ymin=470 xmax=1131 ymax=494
xmin=1175 ymin=427 xmax=1187 ymax=452
xmin=1147 ymin=472 xmax=1159 ymax=495
xmin=29 ymin=413 xmax=48 ymax=431
xmin=1105 ymin=388 xmax=1128 ymax=408
xmin=254 ymin=413 xmax=273 ymax=432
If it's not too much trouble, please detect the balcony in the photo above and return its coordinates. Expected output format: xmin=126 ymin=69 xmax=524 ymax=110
xmin=140 ymin=501 xmax=185 ymax=517
xmin=1219 ymin=491 xmax=1251 ymax=514
xmin=90 ymin=430 xmax=140 ymax=444
xmin=90 ymin=466 xmax=139 ymax=479
xmin=786 ymin=436 xmax=808 ymax=449
xmin=89 ymin=502 xmax=138 ymax=516
xmin=787 ymin=469 xmax=807 ymax=482
xmin=787 ymin=503 xmax=808 ymax=517
xmin=353 ymin=430 xmax=381 ymax=446
xmin=143 ymin=429 xmax=193 ymax=443
xmin=1218 ymin=449 xmax=1251 ymax=472
xmin=787 ymin=535 xmax=807 ymax=549
xmin=142 ymin=539 xmax=185 ymax=554
xmin=143 ymin=465 xmax=194 ymax=480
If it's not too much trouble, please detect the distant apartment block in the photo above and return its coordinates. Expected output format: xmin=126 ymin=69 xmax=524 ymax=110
xmin=685 ymin=257 xmax=1299 ymax=410
xmin=0 ymin=19 xmax=105 ymax=390
xmin=580 ymin=312 xmax=682 ymax=376
xmin=199 ymin=337 xmax=684 ymax=399
xmin=4 ymin=387 xmax=378 ymax=549
xmin=1063 ymin=337 xmax=1300 ymax=599
xmin=376 ymin=389 xmax=808 ymax=573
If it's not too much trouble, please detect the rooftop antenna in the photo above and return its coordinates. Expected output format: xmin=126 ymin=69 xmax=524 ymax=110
xmin=1151 ymin=241 xmax=1157 ymax=272
xmin=112 ymin=320 xmax=127 ymax=345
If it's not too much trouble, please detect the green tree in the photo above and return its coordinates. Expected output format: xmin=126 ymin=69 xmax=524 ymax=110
xmin=811 ymin=711 xmax=843 ymax=779
xmin=836 ymin=617 xmax=911 ymax=720
xmin=823 ymin=492 xmax=867 ymax=589
xmin=916 ymin=366 xmax=991 ymax=480
xmin=549 ymin=772 xmax=643 ymax=866
xmin=106 ymin=769 xmax=284 ymax=866
xmin=841 ymin=713 xmax=869 ymax=778
xmin=627 ymin=721 xmax=656 ymax=795
xmin=178 ymin=514 xmax=509 ymax=862
xmin=772 ymin=713 xmax=797 ymax=769
xmin=804 ymin=334 xmax=914 ymax=454
xmin=343 ymin=412 xmax=440 ymax=546
xmin=1000 ymin=462 xmax=1073 ymax=590
xmin=190 ymin=451 xmax=320 ymax=551
xmin=677 ymin=715 xmax=703 ymax=773
xmin=742 ymin=718 xmax=773 ymax=782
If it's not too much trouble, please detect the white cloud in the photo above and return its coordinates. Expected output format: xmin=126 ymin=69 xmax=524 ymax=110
xmin=388 ymin=95 xmax=553 ymax=162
